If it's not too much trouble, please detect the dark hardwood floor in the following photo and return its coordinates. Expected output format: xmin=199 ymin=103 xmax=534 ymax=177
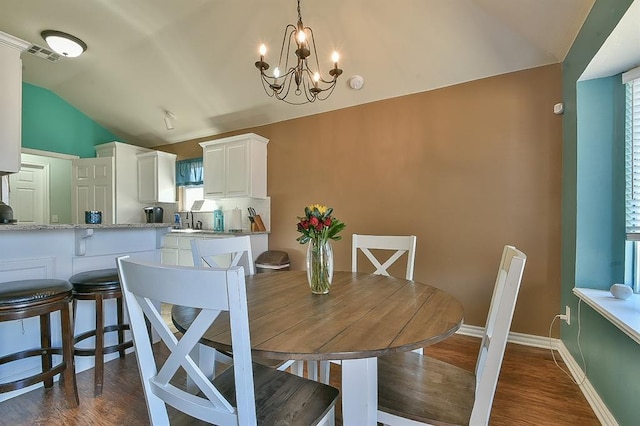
xmin=0 ymin=334 xmax=600 ymax=425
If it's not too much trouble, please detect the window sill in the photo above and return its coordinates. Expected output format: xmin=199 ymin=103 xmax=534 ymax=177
xmin=573 ymin=287 xmax=640 ymax=345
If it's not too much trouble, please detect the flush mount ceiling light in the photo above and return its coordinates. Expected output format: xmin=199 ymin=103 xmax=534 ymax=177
xmin=254 ymin=0 xmax=342 ymax=105
xmin=41 ymin=30 xmax=87 ymax=58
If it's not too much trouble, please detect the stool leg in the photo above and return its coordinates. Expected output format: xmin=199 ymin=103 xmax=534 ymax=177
xmin=61 ymin=302 xmax=79 ymax=407
xmin=94 ymin=294 xmax=104 ymax=397
xmin=117 ymin=297 xmax=126 ymax=358
xmin=40 ymin=313 xmax=53 ymax=388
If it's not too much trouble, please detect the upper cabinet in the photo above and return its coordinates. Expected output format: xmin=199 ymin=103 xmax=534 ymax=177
xmin=199 ymin=133 xmax=268 ymax=199
xmin=137 ymin=151 xmax=177 ymax=203
xmin=0 ymin=32 xmax=30 ymax=175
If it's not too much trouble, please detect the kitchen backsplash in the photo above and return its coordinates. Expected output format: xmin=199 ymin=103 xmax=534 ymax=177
xmin=174 ymin=197 xmax=271 ymax=232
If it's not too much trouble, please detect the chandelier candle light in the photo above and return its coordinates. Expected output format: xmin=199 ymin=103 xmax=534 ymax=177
xmin=255 ymin=0 xmax=343 ymax=104
xmin=296 ymin=204 xmax=346 ymax=294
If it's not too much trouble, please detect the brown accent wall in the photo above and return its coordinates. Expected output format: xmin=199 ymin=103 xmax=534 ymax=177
xmin=158 ymin=64 xmax=562 ymax=337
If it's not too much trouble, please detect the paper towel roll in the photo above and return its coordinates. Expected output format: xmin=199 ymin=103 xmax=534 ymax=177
xmin=231 ymin=208 xmax=242 ymax=230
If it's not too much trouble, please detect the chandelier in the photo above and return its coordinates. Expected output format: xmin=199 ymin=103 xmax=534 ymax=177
xmin=255 ymin=0 xmax=342 ymax=104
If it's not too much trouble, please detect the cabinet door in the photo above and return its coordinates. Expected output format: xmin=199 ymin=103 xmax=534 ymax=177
xmin=161 ymin=248 xmax=179 ymax=265
xmin=203 ymin=145 xmax=225 ymax=198
xmin=71 ymin=158 xmax=114 ymax=224
xmin=137 ymin=154 xmax=157 ymax=202
xmin=156 ymin=153 xmax=176 ymax=202
xmin=225 ymin=141 xmax=249 ymax=197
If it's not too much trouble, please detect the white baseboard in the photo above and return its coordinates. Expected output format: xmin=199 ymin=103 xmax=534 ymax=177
xmin=456 ymin=325 xmax=617 ymax=425
xmin=555 ymin=341 xmax=617 ymax=426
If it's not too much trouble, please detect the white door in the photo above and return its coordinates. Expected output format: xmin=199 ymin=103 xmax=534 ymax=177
xmin=71 ymin=157 xmax=114 ymax=224
xmin=9 ymin=162 xmax=49 ymax=224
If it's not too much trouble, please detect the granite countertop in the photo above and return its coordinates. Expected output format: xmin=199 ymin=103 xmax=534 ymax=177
xmin=0 ymin=223 xmax=174 ymax=231
xmin=169 ymin=229 xmax=270 ymax=236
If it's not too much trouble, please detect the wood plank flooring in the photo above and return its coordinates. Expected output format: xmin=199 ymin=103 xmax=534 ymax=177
xmin=0 ymin=333 xmax=600 ymax=425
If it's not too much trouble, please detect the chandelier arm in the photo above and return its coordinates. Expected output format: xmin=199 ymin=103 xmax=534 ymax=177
xmin=315 ymin=82 xmax=337 ymax=101
xmin=306 ymin=26 xmax=323 ymax=74
xmin=279 ymin=24 xmax=297 ymax=72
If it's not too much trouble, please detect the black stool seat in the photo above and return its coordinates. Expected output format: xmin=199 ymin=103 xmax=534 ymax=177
xmin=69 ymin=268 xmax=120 ymax=293
xmin=0 ymin=278 xmax=78 ymax=407
xmin=0 ymin=279 xmax=71 ymax=307
xmin=69 ymin=268 xmax=132 ymax=397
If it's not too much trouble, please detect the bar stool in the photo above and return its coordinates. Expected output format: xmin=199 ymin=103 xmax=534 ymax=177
xmin=69 ymin=268 xmax=132 ymax=397
xmin=0 ymin=278 xmax=79 ymax=407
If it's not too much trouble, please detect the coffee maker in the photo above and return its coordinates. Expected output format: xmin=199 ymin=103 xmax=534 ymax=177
xmin=144 ymin=206 xmax=164 ymax=223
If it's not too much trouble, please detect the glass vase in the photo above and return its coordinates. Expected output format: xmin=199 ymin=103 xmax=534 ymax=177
xmin=306 ymin=239 xmax=334 ymax=294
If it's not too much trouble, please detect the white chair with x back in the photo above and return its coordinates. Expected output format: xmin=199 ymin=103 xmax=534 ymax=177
xmin=377 ymin=245 xmax=527 ymax=426
xmin=116 ymin=256 xmax=339 ymax=425
xmin=312 ymin=233 xmax=419 ymax=384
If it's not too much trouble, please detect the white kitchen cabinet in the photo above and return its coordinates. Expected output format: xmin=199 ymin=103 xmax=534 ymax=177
xmin=161 ymin=233 xmax=231 ymax=267
xmin=160 ymin=234 xmax=180 ymax=265
xmin=0 ymin=32 xmax=30 ymax=175
xmin=137 ymin=151 xmax=177 ymax=203
xmin=160 ymin=232 xmax=268 ymax=273
xmin=199 ymin=133 xmax=268 ymax=199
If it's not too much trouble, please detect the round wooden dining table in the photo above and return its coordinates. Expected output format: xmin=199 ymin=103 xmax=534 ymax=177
xmin=172 ymin=270 xmax=464 ymax=426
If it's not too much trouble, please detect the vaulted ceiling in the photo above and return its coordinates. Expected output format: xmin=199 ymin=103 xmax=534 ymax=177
xmin=0 ymin=0 xmax=598 ymax=148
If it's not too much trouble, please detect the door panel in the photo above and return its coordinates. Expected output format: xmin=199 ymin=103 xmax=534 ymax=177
xmin=9 ymin=163 xmax=48 ymax=224
xmin=71 ymin=157 xmax=114 ymax=224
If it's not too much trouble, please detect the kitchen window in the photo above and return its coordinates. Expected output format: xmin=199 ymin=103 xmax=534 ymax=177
xmin=624 ymin=66 xmax=640 ymax=293
xmin=176 ymin=157 xmax=204 ymax=211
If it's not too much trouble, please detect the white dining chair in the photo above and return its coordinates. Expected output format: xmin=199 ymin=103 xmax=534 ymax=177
xmin=312 ymin=233 xmax=419 ymax=384
xmin=191 ymin=235 xmax=255 ymax=275
xmin=377 ymin=245 xmax=527 ymax=426
xmin=191 ymin=236 xmax=300 ymax=375
xmin=116 ymin=256 xmax=339 ymax=425
xmin=352 ymin=234 xmax=417 ymax=280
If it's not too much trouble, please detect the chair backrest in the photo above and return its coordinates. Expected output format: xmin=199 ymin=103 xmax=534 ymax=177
xmin=116 ymin=256 xmax=256 ymax=425
xmin=471 ymin=245 xmax=526 ymax=425
xmin=352 ymin=234 xmax=417 ymax=280
xmin=191 ymin=236 xmax=255 ymax=275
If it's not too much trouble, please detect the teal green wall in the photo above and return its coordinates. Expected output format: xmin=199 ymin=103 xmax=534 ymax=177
xmin=22 ymin=83 xmax=119 ymax=158
xmin=575 ymin=77 xmax=626 ymax=288
xmin=562 ymin=1 xmax=639 ymax=424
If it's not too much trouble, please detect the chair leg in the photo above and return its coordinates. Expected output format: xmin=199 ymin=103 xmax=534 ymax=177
xmin=40 ymin=313 xmax=53 ymax=388
xmin=116 ymin=297 xmax=126 ymax=358
xmin=61 ymin=302 xmax=79 ymax=407
xmin=319 ymin=360 xmax=330 ymax=384
xmin=308 ymin=361 xmax=319 ymax=381
xmin=94 ymin=295 xmax=104 ymax=397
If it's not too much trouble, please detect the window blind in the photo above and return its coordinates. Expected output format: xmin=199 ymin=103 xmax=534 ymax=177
xmin=175 ymin=157 xmax=203 ymax=187
xmin=625 ymin=76 xmax=640 ymax=237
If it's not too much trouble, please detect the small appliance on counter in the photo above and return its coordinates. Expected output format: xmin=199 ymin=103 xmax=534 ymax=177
xmin=229 ymin=207 xmax=242 ymax=232
xmin=0 ymin=201 xmax=16 ymax=224
xmin=213 ymin=208 xmax=224 ymax=232
xmin=85 ymin=210 xmax=102 ymax=224
xmin=144 ymin=206 xmax=164 ymax=223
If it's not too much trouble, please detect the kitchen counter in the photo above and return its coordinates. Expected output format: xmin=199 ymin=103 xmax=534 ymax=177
xmin=0 ymin=224 xmax=169 ymax=401
xmin=0 ymin=223 xmax=173 ymax=231
xmin=170 ymin=229 xmax=270 ymax=236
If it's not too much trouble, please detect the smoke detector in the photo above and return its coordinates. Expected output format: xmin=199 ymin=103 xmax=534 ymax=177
xmin=348 ymin=75 xmax=364 ymax=90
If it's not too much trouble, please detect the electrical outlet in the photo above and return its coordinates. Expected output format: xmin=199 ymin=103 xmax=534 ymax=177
xmin=564 ymin=305 xmax=571 ymax=325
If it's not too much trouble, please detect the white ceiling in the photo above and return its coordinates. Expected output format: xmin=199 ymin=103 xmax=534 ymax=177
xmin=0 ymin=0 xmax=597 ymax=148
